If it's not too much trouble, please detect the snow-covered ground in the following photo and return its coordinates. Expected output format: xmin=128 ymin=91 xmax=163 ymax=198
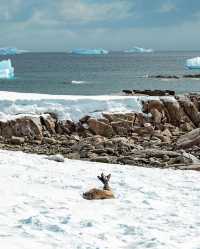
xmin=0 ymin=150 xmax=199 ymax=249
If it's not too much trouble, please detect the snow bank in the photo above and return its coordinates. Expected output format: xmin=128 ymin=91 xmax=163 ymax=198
xmin=124 ymin=47 xmax=153 ymax=53
xmin=70 ymin=49 xmax=109 ymax=55
xmin=0 ymin=47 xmax=27 ymax=55
xmin=0 ymin=59 xmax=14 ymax=79
xmin=0 ymin=149 xmax=199 ymax=249
xmin=0 ymin=91 xmax=176 ymax=122
xmin=186 ymin=57 xmax=200 ymax=69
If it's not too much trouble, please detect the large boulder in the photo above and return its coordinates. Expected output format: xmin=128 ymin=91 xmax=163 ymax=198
xmin=177 ymin=128 xmax=200 ymax=148
xmin=178 ymin=97 xmax=200 ymax=127
xmin=0 ymin=116 xmax=43 ymax=140
xmin=87 ymin=118 xmax=114 ymax=138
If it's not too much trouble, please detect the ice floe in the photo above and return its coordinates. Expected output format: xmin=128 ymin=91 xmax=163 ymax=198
xmin=70 ymin=49 xmax=109 ymax=55
xmin=124 ymin=47 xmax=153 ymax=53
xmin=0 ymin=47 xmax=27 ymax=55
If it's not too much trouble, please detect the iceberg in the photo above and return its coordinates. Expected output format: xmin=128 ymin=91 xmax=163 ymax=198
xmin=0 ymin=59 xmax=14 ymax=79
xmin=124 ymin=46 xmax=153 ymax=53
xmin=70 ymin=48 xmax=109 ymax=55
xmin=186 ymin=57 xmax=200 ymax=69
xmin=0 ymin=47 xmax=27 ymax=55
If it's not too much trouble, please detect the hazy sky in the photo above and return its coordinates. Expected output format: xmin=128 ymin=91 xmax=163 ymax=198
xmin=0 ymin=0 xmax=200 ymax=51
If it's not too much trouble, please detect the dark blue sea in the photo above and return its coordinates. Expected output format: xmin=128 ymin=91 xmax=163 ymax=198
xmin=0 ymin=51 xmax=200 ymax=95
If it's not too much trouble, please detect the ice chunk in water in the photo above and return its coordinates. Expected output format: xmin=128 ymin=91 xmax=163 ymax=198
xmin=0 ymin=47 xmax=26 ymax=55
xmin=124 ymin=46 xmax=153 ymax=53
xmin=0 ymin=59 xmax=14 ymax=79
xmin=70 ymin=49 xmax=109 ymax=55
xmin=186 ymin=57 xmax=200 ymax=69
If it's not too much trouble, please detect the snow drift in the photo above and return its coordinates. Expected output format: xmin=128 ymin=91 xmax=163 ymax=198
xmin=0 ymin=149 xmax=199 ymax=249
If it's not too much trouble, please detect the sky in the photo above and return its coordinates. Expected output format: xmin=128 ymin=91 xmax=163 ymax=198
xmin=0 ymin=0 xmax=200 ymax=51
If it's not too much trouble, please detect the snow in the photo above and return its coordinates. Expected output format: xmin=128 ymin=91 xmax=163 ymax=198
xmin=70 ymin=49 xmax=109 ymax=55
xmin=0 ymin=91 xmax=176 ymax=122
xmin=0 ymin=149 xmax=199 ymax=249
xmin=186 ymin=57 xmax=200 ymax=69
xmin=0 ymin=47 xmax=27 ymax=55
xmin=0 ymin=59 xmax=14 ymax=79
xmin=124 ymin=47 xmax=153 ymax=53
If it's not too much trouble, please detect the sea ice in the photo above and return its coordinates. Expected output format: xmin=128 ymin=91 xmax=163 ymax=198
xmin=124 ymin=46 xmax=153 ymax=53
xmin=71 ymin=48 xmax=109 ymax=55
xmin=0 ymin=47 xmax=27 ymax=55
xmin=0 ymin=59 xmax=14 ymax=79
xmin=0 ymin=149 xmax=200 ymax=249
xmin=186 ymin=57 xmax=200 ymax=69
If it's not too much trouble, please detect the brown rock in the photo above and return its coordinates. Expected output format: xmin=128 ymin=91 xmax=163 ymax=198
xmin=10 ymin=136 xmax=25 ymax=145
xmin=87 ymin=118 xmax=114 ymax=138
xmin=177 ymin=128 xmax=200 ymax=148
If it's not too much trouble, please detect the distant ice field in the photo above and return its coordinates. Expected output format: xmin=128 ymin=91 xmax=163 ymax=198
xmin=0 ymin=150 xmax=199 ymax=249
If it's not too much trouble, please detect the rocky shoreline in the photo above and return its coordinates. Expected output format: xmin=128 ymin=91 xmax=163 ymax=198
xmin=1 ymin=93 xmax=200 ymax=171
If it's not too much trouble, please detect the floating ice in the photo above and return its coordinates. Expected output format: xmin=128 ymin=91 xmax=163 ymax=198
xmin=124 ymin=46 xmax=153 ymax=53
xmin=71 ymin=48 xmax=109 ymax=55
xmin=0 ymin=59 xmax=14 ymax=79
xmin=0 ymin=47 xmax=27 ymax=55
xmin=186 ymin=57 xmax=200 ymax=69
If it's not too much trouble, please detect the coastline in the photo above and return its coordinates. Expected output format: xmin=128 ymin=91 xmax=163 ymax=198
xmin=1 ymin=91 xmax=200 ymax=171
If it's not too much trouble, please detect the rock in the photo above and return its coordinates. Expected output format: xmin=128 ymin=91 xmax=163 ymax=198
xmin=162 ymin=99 xmax=183 ymax=126
xmin=46 ymin=154 xmax=65 ymax=162
xmin=42 ymin=137 xmax=57 ymax=144
xmin=91 ymin=156 xmax=111 ymax=163
xmin=134 ymin=89 xmax=176 ymax=95
xmin=178 ymin=97 xmax=200 ymax=127
xmin=132 ymin=123 xmax=154 ymax=136
xmin=40 ymin=114 xmax=56 ymax=134
xmin=0 ymin=117 xmax=43 ymax=140
xmin=102 ymin=113 xmax=136 ymax=122
xmin=87 ymin=118 xmax=114 ymax=138
xmin=177 ymin=128 xmax=200 ymax=148
xmin=10 ymin=136 xmax=25 ymax=145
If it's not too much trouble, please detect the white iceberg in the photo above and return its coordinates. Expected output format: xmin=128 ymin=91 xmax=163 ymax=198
xmin=70 ymin=48 xmax=109 ymax=55
xmin=186 ymin=57 xmax=200 ymax=69
xmin=124 ymin=46 xmax=153 ymax=53
xmin=0 ymin=59 xmax=14 ymax=79
xmin=0 ymin=47 xmax=27 ymax=55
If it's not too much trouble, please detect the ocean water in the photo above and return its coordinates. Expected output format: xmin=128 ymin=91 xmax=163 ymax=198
xmin=0 ymin=51 xmax=200 ymax=95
